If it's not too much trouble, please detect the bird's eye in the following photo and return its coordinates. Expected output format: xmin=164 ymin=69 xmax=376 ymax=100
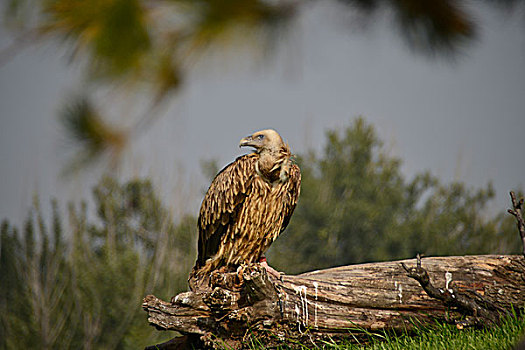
xmin=257 ymin=134 xmax=264 ymax=140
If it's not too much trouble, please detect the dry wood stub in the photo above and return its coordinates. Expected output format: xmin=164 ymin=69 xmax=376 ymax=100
xmin=508 ymin=191 xmax=525 ymax=257
xmin=142 ymin=255 xmax=525 ymax=349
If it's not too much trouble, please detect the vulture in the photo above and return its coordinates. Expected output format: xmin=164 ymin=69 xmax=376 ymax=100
xmin=192 ymin=129 xmax=301 ymax=285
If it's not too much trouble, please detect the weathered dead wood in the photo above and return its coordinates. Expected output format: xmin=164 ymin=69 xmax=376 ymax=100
xmin=143 ymin=192 xmax=525 ymax=349
xmin=401 ymin=254 xmax=508 ymax=328
xmin=508 ymin=191 xmax=525 ymax=257
xmin=143 ymin=255 xmax=525 ymax=349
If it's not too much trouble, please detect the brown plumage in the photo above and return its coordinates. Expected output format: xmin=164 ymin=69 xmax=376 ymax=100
xmin=194 ymin=129 xmax=301 ymax=279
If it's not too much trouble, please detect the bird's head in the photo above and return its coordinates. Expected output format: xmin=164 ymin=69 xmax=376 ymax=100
xmin=239 ymin=129 xmax=284 ymax=153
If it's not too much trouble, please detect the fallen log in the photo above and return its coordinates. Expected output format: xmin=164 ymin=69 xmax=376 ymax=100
xmin=143 ymin=191 xmax=525 ymax=349
xmin=143 ymin=254 xmax=525 ymax=349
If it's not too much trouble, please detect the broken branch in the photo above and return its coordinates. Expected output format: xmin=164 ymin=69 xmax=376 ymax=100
xmin=508 ymin=191 xmax=525 ymax=257
xmin=401 ymin=254 xmax=506 ymax=327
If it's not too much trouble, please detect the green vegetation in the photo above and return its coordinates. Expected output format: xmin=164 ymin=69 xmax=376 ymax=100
xmin=343 ymin=314 xmax=524 ymax=350
xmin=255 ymin=311 xmax=525 ymax=349
xmin=0 ymin=119 xmax=522 ymax=349
xmin=269 ymin=118 xmax=519 ymax=274
xmin=0 ymin=178 xmax=196 ymax=349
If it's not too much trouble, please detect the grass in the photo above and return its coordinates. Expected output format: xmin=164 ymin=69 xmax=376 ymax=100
xmin=333 ymin=315 xmax=525 ymax=350
xmin=245 ymin=311 xmax=525 ymax=350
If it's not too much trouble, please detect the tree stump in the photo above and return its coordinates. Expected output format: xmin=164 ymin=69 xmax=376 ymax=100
xmin=143 ymin=255 xmax=525 ymax=349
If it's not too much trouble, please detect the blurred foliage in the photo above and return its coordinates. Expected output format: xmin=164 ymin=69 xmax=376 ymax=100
xmin=60 ymin=96 xmax=127 ymax=172
xmin=0 ymin=177 xmax=196 ymax=349
xmin=336 ymin=0 xmax=475 ymax=55
xmin=268 ymin=118 xmax=521 ymax=274
xmin=2 ymin=0 xmax=523 ymax=168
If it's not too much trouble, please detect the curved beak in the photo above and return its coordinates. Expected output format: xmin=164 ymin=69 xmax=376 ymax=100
xmin=239 ymin=135 xmax=253 ymax=148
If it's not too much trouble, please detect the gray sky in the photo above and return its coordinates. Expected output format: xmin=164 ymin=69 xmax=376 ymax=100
xmin=1 ymin=3 xmax=524 ymax=227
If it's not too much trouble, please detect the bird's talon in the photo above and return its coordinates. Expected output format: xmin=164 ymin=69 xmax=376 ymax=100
xmin=259 ymin=260 xmax=283 ymax=280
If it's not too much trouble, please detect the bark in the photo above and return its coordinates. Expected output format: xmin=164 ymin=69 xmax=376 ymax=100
xmin=508 ymin=191 xmax=525 ymax=257
xmin=143 ymin=255 xmax=525 ymax=349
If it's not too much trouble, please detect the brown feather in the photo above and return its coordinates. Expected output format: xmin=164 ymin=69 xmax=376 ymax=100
xmin=195 ymin=139 xmax=301 ymax=276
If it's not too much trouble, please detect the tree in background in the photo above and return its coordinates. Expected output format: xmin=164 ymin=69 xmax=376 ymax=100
xmin=0 ymin=177 xmax=196 ymax=349
xmin=268 ymin=118 xmax=519 ymax=274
